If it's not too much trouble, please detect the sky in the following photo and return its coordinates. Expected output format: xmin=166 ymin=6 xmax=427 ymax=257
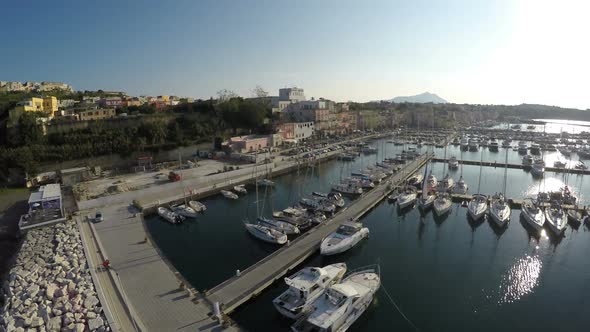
xmin=1 ymin=0 xmax=589 ymax=109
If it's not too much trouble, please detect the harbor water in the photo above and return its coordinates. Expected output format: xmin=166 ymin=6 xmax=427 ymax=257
xmin=146 ymin=131 xmax=590 ymax=331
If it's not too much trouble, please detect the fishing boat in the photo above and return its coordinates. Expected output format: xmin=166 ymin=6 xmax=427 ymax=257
xmin=188 ymin=200 xmax=206 ymax=212
xmin=233 ymin=184 xmax=247 ymax=194
xmin=520 ymin=198 xmax=545 ymax=232
xmin=244 ymin=222 xmax=288 ymax=244
xmin=467 ymin=194 xmax=488 ymax=221
xmin=433 ymin=192 xmax=452 ymax=216
xmin=448 ymin=156 xmax=459 ymax=169
xmin=257 ymin=217 xmax=300 ymax=235
xmin=172 ymin=205 xmax=198 ymax=219
xmin=221 ymin=190 xmax=238 ymax=200
xmin=452 ymin=176 xmax=468 ymax=194
xmin=291 ymin=266 xmax=381 ymax=332
xmin=273 ymin=263 xmax=348 ymax=319
xmin=332 ymin=181 xmax=363 ymax=195
xmin=545 ymin=203 xmax=567 ymax=236
xmin=320 ymin=222 xmax=369 ymax=256
xmin=157 ymin=206 xmax=183 ymax=224
xmin=397 ymin=186 xmax=417 ymax=209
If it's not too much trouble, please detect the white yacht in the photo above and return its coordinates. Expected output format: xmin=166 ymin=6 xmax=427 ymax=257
xmin=517 ymin=141 xmax=528 ymax=154
xmin=233 ymin=184 xmax=247 ymax=194
xmin=320 ymin=223 xmax=369 ymax=256
xmin=397 ymin=186 xmax=417 ymax=209
xmin=417 ymin=190 xmax=436 ymax=210
xmin=437 ymin=174 xmax=454 ymax=192
xmin=157 ymin=206 xmax=183 ymax=224
xmin=188 ymin=200 xmax=206 ymax=212
xmin=221 ymin=190 xmax=238 ymax=199
xmin=489 ymin=193 xmax=510 ymax=227
xmin=291 ymin=266 xmax=381 ymax=332
xmin=545 ymin=204 xmax=567 ymax=236
xmin=468 ymin=138 xmax=479 ymax=151
xmin=530 ymin=143 xmax=541 ymax=155
xmin=273 ymin=263 xmax=347 ymax=319
xmin=172 ymin=204 xmax=198 ymax=219
xmin=433 ymin=192 xmax=452 ymax=216
xmin=257 ymin=217 xmax=300 ymax=235
xmin=467 ymin=194 xmax=488 ymax=221
xmin=244 ymin=222 xmax=287 ymax=244
xmin=300 ymin=197 xmax=336 ymax=214
xmin=448 ymin=156 xmax=459 ymax=169
xmin=273 ymin=207 xmax=312 ymax=230
xmin=332 ymin=182 xmax=363 ymax=195
xmin=452 ymin=176 xmax=468 ymax=194
xmin=520 ymin=198 xmax=545 ymax=232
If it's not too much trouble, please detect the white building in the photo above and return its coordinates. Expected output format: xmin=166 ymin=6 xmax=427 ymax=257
xmin=277 ymin=121 xmax=314 ymax=143
xmin=272 ymin=87 xmax=306 ymax=113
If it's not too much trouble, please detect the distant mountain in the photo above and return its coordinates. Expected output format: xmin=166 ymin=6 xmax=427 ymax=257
xmin=387 ymin=92 xmax=448 ymax=104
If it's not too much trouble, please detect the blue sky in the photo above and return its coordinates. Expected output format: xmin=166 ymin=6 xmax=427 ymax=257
xmin=1 ymin=0 xmax=588 ymax=109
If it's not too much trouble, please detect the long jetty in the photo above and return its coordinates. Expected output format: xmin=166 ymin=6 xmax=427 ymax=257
xmin=432 ymin=158 xmax=590 ymax=175
xmin=204 ymin=153 xmax=432 ymax=315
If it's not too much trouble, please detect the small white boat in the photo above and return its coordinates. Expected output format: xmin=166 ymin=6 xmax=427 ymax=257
xmin=172 ymin=205 xmax=198 ymax=219
xmin=244 ymin=222 xmax=287 ymax=244
xmin=221 ymin=190 xmax=238 ymax=200
xmin=313 ymin=192 xmax=345 ymax=208
xmin=157 ymin=206 xmax=183 ymax=224
xmin=452 ymin=176 xmax=468 ymax=194
xmin=575 ymin=161 xmax=587 ymax=170
xmin=426 ymin=172 xmax=437 ymax=190
xmin=188 ymin=200 xmax=206 ymax=212
xmin=233 ymin=184 xmax=247 ymax=194
xmin=257 ymin=217 xmax=300 ymax=235
xmin=320 ymin=222 xmax=369 ymax=256
xmin=467 ymin=194 xmax=488 ymax=221
xmin=545 ymin=204 xmax=567 ymax=236
xmin=520 ymin=198 xmax=545 ymax=232
xmin=530 ymin=163 xmax=545 ymax=177
xmin=417 ymin=190 xmax=435 ymax=210
xmin=291 ymin=266 xmax=380 ymax=332
xmin=300 ymin=197 xmax=336 ymax=214
xmin=397 ymin=186 xmax=417 ymax=209
xmin=448 ymin=156 xmax=459 ymax=169
xmin=553 ymin=160 xmax=566 ymax=168
xmin=489 ymin=193 xmax=511 ymax=227
xmin=273 ymin=263 xmax=347 ymax=319
xmin=567 ymin=208 xmax=583 ymax=225
xmin=522 ymin=155 xmax=534 ymax=167
xmin=332 ymin=182 xmax=363 ymax=195
xmin=437 ymin=174 xmax=454 ymax=192
xmin=433 ymin=193 xmax=452 ymax=216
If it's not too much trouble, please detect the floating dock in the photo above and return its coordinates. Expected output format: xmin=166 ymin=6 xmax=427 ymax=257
xmin=431 ymin=158 xmax=590 ymax=175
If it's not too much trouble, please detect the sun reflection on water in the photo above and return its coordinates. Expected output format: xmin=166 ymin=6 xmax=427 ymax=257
xmin=497 ymin=255 xmax=542 ymax=305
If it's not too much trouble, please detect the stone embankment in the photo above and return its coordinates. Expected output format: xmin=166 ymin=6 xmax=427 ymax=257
xmin=0 ymin=221 xmax=110 ymax=332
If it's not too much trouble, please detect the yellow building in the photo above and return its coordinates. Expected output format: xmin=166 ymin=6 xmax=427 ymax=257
xmin=8 ymin=96 xmax=59 ymax=126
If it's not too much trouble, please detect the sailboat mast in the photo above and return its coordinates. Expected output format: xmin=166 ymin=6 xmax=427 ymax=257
xmin=502 ymin=147 xmax=508 ymax=196
xmin=477 ymin=149 xmax=483 ymax=195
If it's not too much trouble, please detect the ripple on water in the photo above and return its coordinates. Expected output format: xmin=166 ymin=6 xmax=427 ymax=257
xmin=497 ymin=255 xmax=543 ymax=305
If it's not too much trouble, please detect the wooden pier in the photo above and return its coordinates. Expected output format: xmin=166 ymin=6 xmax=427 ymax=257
xmin=432 ymin=158 xmax=590 ymax=175
xmin=203 ymin=153 xmax=432 ymax=315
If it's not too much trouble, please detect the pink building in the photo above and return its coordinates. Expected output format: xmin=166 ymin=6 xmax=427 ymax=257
xmin=226 ymin=135 xmax=272 ymax=153
xmin=99 ymin=97 xmax=123 ymax=108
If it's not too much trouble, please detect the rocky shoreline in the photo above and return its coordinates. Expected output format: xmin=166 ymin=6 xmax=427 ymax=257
xmin=0 ymin=221 xmax=110 ymax=332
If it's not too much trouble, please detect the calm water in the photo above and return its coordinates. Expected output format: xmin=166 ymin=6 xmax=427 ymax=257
xmin=146 ymin=138 xmax=590 ymax=331
xmin=492 ymin=119 xmax=590 ymax=134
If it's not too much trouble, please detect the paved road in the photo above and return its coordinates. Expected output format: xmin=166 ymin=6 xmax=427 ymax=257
xmin=206 ymin=154 xmax=430 ymax=313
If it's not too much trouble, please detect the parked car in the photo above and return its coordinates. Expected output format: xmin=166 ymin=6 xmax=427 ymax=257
xmin=95 ymin=212 xmax=104 ymax=222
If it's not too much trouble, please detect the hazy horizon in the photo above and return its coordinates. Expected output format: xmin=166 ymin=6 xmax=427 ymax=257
xmin=1 ymin=0 xmax=589 ymax=109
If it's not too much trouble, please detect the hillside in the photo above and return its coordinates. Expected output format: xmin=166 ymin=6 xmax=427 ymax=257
xmin=388 ymin=92 xmax=448 ymax=104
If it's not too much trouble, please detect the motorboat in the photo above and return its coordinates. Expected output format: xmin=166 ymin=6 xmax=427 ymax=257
xmin=387 ymin=186 xmax=402 ymax=202
xmin=489 ymin=193 xmax=510 ymax=227
xmin=257 ymin=217 xmax=300 ymax=235
xmin=273 ymin=263 xmax=348 ymax=320
xmin=291 ymin=266 xmax=380 ymax=332
xmin=501 ymin=140 xmax=512 ymax=148
xmin=468 ymin=139 xmax=479 ymax=151
xmin=157 ymin=206 xmax=184 ymax=224
xmin=274 ymin=207 xmax=312 ymax=230
xmin=567 ymin=208 xmax=583 ymax=226
xmin=348 ymin=177 xmax=374 ymax=189
xmin=452 ymin=176 xmax=468 ymax=194
xmin=397 ymin=186 xmax=417 ymax=209
xmin=313 ymin=192 xmax=345 ymax=208
xmin=553 ymin=160 xmax=566 ymax=168
xmin=448 ymin=156 xmax=459 ymax=169
xmin=578 ymin=148 xmax=590 ymax=160
xmin=527 ymin=125 xmax=536 ymax=130
xmin=361 ymin=146 xmax=378 ymax=154
xmin=522 ymin=155 xmax=534 ymax=167
xmin=188 ymin=200 xmax=206 ymax=212
xmin=221 ymin=190 xmax=238 ymax=199
xmin=530 ymin=162 xmax=545 ymax=178
xmin=530 ymin=143 xmax=541 ymax=155
xmin=300 ymin=197 xmax=336 ymax=214
xmin=433 ymin=192 xmax=452 ymax=216
xmin=257 ymin=178 xmax=275 ymax=187
xmin=332 ymin=181 xmax=363 ymax=195
xmin=467 ymin=194 xmax=488 ymax=221
xmin=517 ymin=141 xmax=528 ymax=154
xmin=233 ymin=184 xmax=247 ymax=194
xmin=575 ymin=161 xmax=587 ymax=170
xmin=320 ymin=222 xmax=369 ymax=256
xmin=559 ymin=147 xmax=572 ymax=156
xmin=545 ymin=204 xmax=567 ymax=236
xmin=460 ymin=137 xmax=469 ymax=151
xmin=520 ymin=198 xmax=545 ymax=232
xmin=489 ymin=140 xmax=499 ymax=152
xmin=172 ymin=204 xmax=198 ymax=219
xmin=244 ymin=222 xmax=288 ymax=244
